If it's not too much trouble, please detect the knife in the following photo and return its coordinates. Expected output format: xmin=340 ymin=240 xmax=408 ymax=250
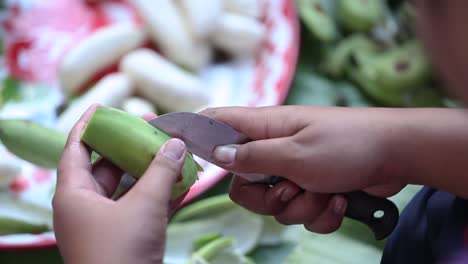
xmin=148 ymin=112 xmax=399 ymax=240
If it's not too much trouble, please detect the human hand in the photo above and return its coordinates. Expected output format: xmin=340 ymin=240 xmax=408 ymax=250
xmin=52 ymin=104 xmax=187 ymax=264
xmin=200 ymin=106 xmax=407 ymax=233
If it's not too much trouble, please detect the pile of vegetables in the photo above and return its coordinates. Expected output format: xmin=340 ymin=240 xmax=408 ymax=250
xmin=288 ymin=0 xmax=457 ymax=108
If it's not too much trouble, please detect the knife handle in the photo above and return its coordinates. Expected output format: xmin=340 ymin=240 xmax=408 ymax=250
xmin=261 ymin=176 xmax=399 ymax=240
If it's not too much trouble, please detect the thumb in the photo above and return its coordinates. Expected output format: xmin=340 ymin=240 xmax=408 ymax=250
xmin=122 ymin=138 xmax=186 ymax=212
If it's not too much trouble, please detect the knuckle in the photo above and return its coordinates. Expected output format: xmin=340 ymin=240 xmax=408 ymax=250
xmin=236 ymin=143 xmax=252 ymax=166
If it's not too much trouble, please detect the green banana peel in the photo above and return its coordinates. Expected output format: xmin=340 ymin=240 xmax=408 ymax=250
xmin=80 ymin=107 xmax=201 ymax=198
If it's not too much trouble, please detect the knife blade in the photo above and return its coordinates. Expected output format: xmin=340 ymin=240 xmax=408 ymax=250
xmin=148 ymin=112 xmax=399 ymax=240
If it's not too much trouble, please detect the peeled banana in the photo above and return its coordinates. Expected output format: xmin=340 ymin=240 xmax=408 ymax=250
xmin=56 ymin=73 xmax=134 ymax=134
xmin=58 ymin=23 xmax=145 ymax=95
xmin=119 ymin=48 xmax=210 ymax=113
xmin=80 ymin=107 xmax=200 ymax=198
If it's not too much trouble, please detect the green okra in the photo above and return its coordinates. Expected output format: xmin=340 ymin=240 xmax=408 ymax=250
xmin=0 ymin=119 xmax=67 ymax=169
xmin=297 ymin=0 xmax=338 ymax=42
xmin=337 ymin=0 xmax=385 ymax=33
xmin=80 ymin=107 xmax=200 ymax=198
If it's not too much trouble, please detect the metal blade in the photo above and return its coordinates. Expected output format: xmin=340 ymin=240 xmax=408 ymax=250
xmin=148 ymin=112 xmax=249 ymax=164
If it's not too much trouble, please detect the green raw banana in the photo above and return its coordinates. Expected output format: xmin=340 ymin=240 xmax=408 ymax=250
xmin=337 ymin=0 xmax=385 ymax=32
xmin=321 ymin=34 xmax=380 ymax=78
xmin=0 ymin=119 xmax=67 ymax=168
xmin=80 ymin=107 xmax=200 ymax=198
xmin=371 ymin=41 xmax=431 ymax=91
xmin=297 ymin=0 xmax=338 ymax=42
xmin=0 ymin=217 xmax=49 ymax=235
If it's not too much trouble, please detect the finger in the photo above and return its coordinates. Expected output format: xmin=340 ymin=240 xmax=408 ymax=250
xmin=303 ymin=194 xmax=347 ymax=234
xmin=142 ymin=112 xmax=158 ymax=121
xmin=364 ymin=183 xmax=406 ymax=197
xmin=228 ymin=176 xmax=302 ymax=215
xmin=91 ymin=158 xmax=125 ymax=197
xmin=199 ymin=106 xmax=307 ymax=140
xmin=169 ymin=191 xmax=189 ymax=216
xmin=213 ymin=137 xmax=304 ymax=178
xmin=56 ymin=104 xmax=99 ymax=190
xmin=274 ymin=192 xmax=331 ymax=225
xmin=122 ymin=138 xmax=186 ymax=212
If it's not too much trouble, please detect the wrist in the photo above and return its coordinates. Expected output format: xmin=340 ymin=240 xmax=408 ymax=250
xmin=384 ymin=108 xmax=468 ymax=197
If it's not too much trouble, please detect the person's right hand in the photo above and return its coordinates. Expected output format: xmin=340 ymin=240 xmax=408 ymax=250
xmin=200 ymin=106 xmax=408 ymax=234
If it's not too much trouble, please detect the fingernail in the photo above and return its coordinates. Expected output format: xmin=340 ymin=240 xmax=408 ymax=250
xmin=333 ymin=196 xmax=347 ymax=216
xmin=213 ymin=145 xmax=236 ymax=164
xmin=163 ymin=139 xmax=185 ymax=160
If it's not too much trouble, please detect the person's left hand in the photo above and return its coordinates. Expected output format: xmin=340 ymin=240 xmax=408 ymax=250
xmin=52 ymin=104 xmax=187 ymax=264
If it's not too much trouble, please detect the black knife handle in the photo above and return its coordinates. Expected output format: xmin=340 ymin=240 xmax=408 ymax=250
xmin=263 ymin=176 xmax=399 ymax=240
xmin=343 ymin=191 xmax=399 ymax=240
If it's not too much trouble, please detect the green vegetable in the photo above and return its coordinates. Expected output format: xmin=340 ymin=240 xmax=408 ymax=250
xmin=0 ymin=193 xmax=52 ymax=235
xmin=193 ymin=233 xmax=224 ymax=251
xmin=0 ymin=119 xmax=67 ymax=169
xmin=0 ymin=218 xmax=49 ymax=235
xmin=285 ymin=69 xmax=338 ymax=106
xmin=0 ymin=78 xmax=22 ymax=109
xmin=337 ymin=0 xmax=385 ymax=32
xmin=371 ymin=41 xmax=431 ymax=91
xmin=320 ymin=34 xmax=380 ymax=78
xmin=297 ymin=0 xmax=338 ymax=42
xmin=173 ymin=194 xmax=237 ymax=222
xmin=191 ymin=237 xmax=235 ymax=261
xmin=80 ymin=107 xmax=200 ymax=198
xmin=189 ymin=237 xmax=255 ymax=264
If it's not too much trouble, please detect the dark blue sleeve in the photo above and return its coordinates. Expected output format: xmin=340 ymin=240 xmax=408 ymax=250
xmin=381 ymin=187 xmax=468 ymax=264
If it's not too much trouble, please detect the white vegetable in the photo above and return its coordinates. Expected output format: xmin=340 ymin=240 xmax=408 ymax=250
xmin=224 ymin=0 xmax=263 ymax=18
xmin=177 ymin=0 xmax=224 ymax=40
xmin=0 ymin=156 xmax=21 ymax=189
xmin=120 ymin=49 xmax=210 ymax=112
xmin=58 ymin=23 xmax=145 ymax=95
xmin=211 ymin=13 xmax=266 ymax=57
xmin=121 ymin=97 xmax=157 ymax=117
xmin=56 ymin=73 xmax=134 ymax=133
xmin=129 ymin=0 xmax=207 ymax=71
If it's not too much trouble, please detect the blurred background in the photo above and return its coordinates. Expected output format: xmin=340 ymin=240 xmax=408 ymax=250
xmin=0 ymin=0 xmax=456 ymax=263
